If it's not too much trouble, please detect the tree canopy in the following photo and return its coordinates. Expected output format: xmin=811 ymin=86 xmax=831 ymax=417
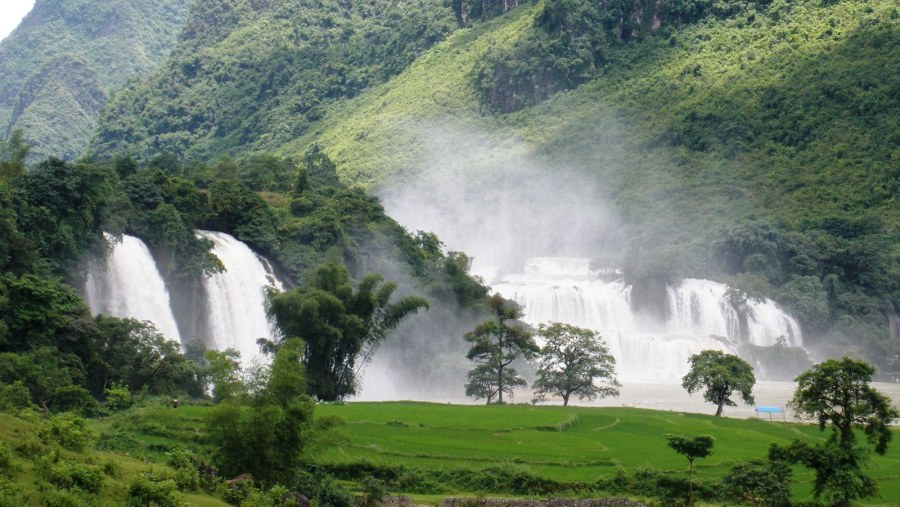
xmin=682 ymin=350 xmax=755 ymax=416
xmin=267 ymin=261 xmax=428 ymax=401
xmin=789 ymin=357 xmax=898 ymax=455
xmin=532 ymin=322 xmax=619 ymax=406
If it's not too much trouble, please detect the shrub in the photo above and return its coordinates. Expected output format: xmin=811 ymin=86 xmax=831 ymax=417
xmin=359 ymin=476 xmax=386 ymax=507
xmin=239 ymin=489 xmax=274 ymax=507
xmin=313 ymin=476 xmax=353 ymax=507
xmin=0 ymin=442 xmax=13 ymax=476
xmin=0 ymin=478 xmax=27 ymax=507
xmin=38 ymin=489 xmax=92 ymax=507
xmin=220 ymin=475 xmax=255 ymax=505
xmin=36 ymin=454 xmax=103 ymax=494
xmin=40 ymin=413 xmax=96 ymax=451
xmin=105 ymin=384 xmax=133 ymax=411
xmin=723 ymin=460 xmax=792 ymax=507
xmin=127 ymin=474 xmax=183 ymax=507
xmin=267 ymin=484 xmax=308 ymax=507
xmin=166 ymin=448 xmax=200 ymax=491
xmin=0 ymin=381 xmax=32 ymax=412
xmin=14 ymin=436 xmax=45 ymax=459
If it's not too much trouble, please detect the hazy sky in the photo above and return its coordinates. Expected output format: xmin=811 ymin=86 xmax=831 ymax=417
xmin=0 ymin=0 xmax=35 ymax=42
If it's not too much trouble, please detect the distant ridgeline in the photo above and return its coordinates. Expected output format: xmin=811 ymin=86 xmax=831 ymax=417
xmin=0 ymin=0 xmax=191 ymax=161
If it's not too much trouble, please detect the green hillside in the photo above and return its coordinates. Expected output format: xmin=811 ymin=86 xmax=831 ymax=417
xmin=91 ymin=0 xmax=462 ymax=162
xmin=0 ymin=0 xmax=191 ymax=161
xmin=89 ymin=0 xmax=899 ymax=371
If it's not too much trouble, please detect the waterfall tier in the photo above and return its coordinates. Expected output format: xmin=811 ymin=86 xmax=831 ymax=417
xmin=84 ymin=232 xmax=282 ymax=363
xmin=491 ymin=257 xmax=803 ymax=381
xmin=85 ymin=233 xmax=182 ymax=342
xmin=197 ymin=230 xmax=284 ymax=362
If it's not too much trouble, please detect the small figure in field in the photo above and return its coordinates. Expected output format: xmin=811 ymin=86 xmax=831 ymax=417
xmin=172 ymin=398 xmax=179 ymax=408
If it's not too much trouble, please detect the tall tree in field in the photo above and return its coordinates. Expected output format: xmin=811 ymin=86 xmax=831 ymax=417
xmin=769 ymin=357 xmax=900 ymax=506
xmin=666 ymin=434 xmax=715 ymax=507
xmin=268 ymin=261 xmax=428 ymax=401
xmin=682 ymin=350 xmax=755 ymax=416
xmin=464 ymin=294 xmax=538 ymax=404
xmin=532 ymin=322 xmax=620 ymax=406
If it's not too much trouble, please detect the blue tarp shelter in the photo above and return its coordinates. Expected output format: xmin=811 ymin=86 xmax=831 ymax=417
xmin=755 ymin=406 xmax=785 ymax=421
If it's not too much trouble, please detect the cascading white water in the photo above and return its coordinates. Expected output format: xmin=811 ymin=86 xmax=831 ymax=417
xmin=667 ymin=279 xmax=802 ymax=347
xmin=492 ymin=257 xmax=803 ymax=381
xmin=84 ymin=234 xmax=182 ymax=342
xmin=197 ymin=231 xmax=284 ymax=363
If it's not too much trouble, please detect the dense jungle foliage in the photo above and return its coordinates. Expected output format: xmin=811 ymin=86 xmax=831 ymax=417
xmin=0 ymin=0 xmax=191 ymax=161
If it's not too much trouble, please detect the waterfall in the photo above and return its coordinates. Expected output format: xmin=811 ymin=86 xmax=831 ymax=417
xmin=84 ymin=234 xmax=182 ymax=342
xmin=85 ymin=231 xmax=284 ymax=364
xmin=197 ymin=231 xmax=284 ymax=362
xmin=492 ymin=257 xmax=804 ymax=381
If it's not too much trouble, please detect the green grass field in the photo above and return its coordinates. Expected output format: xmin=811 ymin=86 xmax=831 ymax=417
xmin=315 ymin=402 xmax=900 ymax=505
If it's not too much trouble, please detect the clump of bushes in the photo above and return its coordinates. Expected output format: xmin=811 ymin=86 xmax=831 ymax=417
xmin=127 ymin=473 xmax=184 ymax=507
xmin=39 ymin=413 xmax=96 ymax=452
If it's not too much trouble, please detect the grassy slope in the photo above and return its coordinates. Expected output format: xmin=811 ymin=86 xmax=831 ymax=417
xmin=0 ymin=412 xmax=228 ymax=506
xmin=278 ymin=8 xmax=534 ymax=187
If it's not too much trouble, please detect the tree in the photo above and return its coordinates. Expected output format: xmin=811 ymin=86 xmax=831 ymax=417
xmin=267 ymin=261 xmax=428 ymax=401
xmin=772 ymin=357 xmax=900 ymax=506
xmin=206 ymin=339 xmax=317 ymax=485
xmin=204 ymin=349 xmax=244 ymax=402
xmin=666 ymin=434 xmax=714 ymax=507
xmin=464 ymin=294 xmax=539 ymax=404
xmin=789 ymin=357 xmax=898 ymax=455
xmin=0 ymin=129 xmax=29 ymax=180
xmin=532 ymin=322 xmax=619 ymax=406
xmin=682 ymin=350 xmax=755 ymax=416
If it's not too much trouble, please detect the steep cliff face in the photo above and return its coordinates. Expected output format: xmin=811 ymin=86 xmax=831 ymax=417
xmin=0 ymin=0 xmax=191 ymax=161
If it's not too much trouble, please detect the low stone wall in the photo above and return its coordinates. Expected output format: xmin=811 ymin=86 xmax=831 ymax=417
xmin=439 ymin=499 xmax=647 ymax=507
xmin=381 ymin=496 xmax=415 ymax=507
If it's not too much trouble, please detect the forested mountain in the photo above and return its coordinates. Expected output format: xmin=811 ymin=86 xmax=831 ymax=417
xmin=88 ymin=0 xmax=899 ymax=371
xmin=0 ymin=0 xmax=191 ymax=161
xmin=91 ymin=0 xmax=461 ymax=161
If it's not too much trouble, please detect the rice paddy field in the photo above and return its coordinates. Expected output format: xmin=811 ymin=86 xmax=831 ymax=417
xmin=316 ymin=402 xmax=900 ymax=505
